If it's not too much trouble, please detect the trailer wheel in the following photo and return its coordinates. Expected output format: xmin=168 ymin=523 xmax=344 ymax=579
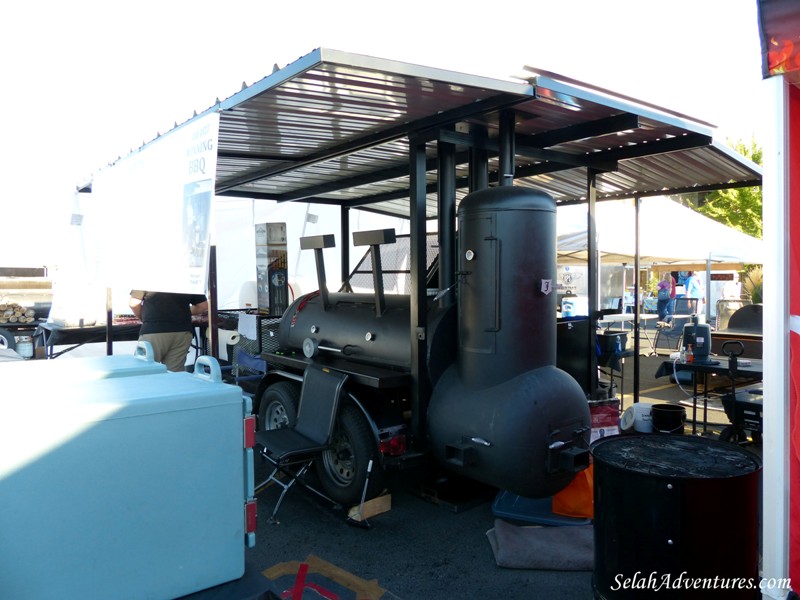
xmin=719 ymin=425 xmax=748 ymax=444
xmin=317 ymin=404 xmax=383 ymax=506
xmin=258 ymin=381 xmax=300 ymax=431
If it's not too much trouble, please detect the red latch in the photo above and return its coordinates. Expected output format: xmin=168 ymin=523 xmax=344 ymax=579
xmin=245 ymin=499 xmax=257 ymax=534
xmin=243 ymin=416 xmax=256 ymax=448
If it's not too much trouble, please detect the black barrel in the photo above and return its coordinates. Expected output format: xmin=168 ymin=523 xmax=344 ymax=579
xmin=591 ymin=434 xmax=761 ymax=599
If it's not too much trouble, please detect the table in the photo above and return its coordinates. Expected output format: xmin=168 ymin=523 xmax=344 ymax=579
xmin=597 ymin=313 xmax=660 ymax=355
xmin=35 ymin=320 xmax=142 ymax=358
xmin=654 ymin=358 xmax=763 ymax=433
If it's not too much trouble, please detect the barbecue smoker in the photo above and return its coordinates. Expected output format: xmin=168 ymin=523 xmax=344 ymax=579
xmin=257 ymin=186 xmax=591 ymax=505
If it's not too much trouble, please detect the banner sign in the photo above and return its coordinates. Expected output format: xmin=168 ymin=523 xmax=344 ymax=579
xmin=758 ymin=0 xmax=800 ymax=78
xmin=90 ymin=112 xmax=220 ymax=294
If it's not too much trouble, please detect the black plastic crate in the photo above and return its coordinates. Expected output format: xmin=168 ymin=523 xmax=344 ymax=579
xmin=217 ymin=310 xmax=280 ymax=376
xmin=720 ymin=385 xmax=763 ymax=433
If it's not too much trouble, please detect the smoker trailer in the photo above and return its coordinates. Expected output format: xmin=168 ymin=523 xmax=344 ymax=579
xmin=80 ymin=50 xmax=760 ymax=509
xmin=253 ymin=186 xmax=591 ymax=505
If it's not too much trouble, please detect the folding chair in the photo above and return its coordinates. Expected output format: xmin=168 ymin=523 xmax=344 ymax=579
xmin=673 ymin=297 xmax=699 ymax=315
xmin=653 ymin=314 xmax=692 ymax=354
xmin=255 ymin=364 xmax=348 ymax=523
xmin=652 ymin=298 xmax=699 ymax=355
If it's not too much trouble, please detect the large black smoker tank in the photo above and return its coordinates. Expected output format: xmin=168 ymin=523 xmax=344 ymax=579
xmin=427 ymin=186 xmax=591 ymax=498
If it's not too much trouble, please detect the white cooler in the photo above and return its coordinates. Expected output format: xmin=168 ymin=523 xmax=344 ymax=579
xmin=0 ymin=340 xmax=167 ymax=384
xmin=0 ymin=356 xmax=256 ymax=600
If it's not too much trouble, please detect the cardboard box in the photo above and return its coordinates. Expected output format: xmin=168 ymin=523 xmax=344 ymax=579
xmin=589 ymin=398 xmax=620 ymax=444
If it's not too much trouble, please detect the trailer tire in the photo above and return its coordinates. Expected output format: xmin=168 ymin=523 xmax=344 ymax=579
xmin=719 ymin=425 xmax=748 ymax=444
xmin=317 ymin=404 xmax=384 ymax=506
xmin=258 ymin=381 xmax=300 ymax=431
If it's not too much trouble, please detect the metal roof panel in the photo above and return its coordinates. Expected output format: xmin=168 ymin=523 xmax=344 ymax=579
xmin=85 ymin=48 xmax=761 ymax=215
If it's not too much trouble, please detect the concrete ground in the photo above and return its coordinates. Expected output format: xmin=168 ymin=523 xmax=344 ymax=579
xmin=185 ymin=347 xmax=762 ymax=600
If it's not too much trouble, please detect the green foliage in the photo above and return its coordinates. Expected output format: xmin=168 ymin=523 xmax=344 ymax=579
xmin=741 ymin=266 xmax=763 ymax=304
xmin=694 ymin=139 xmax=763 ymax=239
xmin=674 ymin=139 xmax=764 ymax=301
xmin=646 ymin=275 xmax=659 ymax=295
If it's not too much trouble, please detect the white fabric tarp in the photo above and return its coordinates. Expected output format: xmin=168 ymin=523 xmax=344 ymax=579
xmin=557 ymin=196 xmax=763 ymax=267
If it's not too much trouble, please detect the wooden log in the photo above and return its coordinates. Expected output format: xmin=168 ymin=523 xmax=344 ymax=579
xmin=347 ymin=493 xmax=392 ymax=522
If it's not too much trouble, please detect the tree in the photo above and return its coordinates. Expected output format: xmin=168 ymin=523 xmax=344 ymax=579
xmin=693 ymin=139 xmax=763 ymax=239
xmin=676 ymin=139 xmax=764 ymax=302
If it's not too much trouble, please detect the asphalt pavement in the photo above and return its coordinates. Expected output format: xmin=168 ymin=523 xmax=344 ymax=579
xmin=243 ymin=466 xmax=596 ymax=600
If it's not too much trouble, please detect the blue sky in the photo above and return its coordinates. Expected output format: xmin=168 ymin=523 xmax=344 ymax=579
xmin=0 ymin=0 xmax=764 ymax=266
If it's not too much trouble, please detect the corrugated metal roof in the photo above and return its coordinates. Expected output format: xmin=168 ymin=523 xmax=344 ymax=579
xmin=91 ymin=48 xmax=762 ymax=217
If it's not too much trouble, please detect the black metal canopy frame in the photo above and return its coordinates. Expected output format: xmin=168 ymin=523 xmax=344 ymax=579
xmin=85 ymin=48 xmax=762 ymax=409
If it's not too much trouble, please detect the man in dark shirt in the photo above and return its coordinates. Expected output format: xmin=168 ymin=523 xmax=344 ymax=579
xmin=129 ymin=291 xmax=208 ymax=372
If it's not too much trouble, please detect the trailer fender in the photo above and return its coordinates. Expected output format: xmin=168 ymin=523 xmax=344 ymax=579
xmin=253 ymin=370 xmax=303 ymax=417
xmin=344 ymin=390 xmax=383 ymax=468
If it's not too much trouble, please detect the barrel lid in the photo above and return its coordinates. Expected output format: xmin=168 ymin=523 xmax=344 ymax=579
xmin=591 ymin=434 xmax=761 ymax=479
xmin=457 ymin=186 xmax=555 ymax=214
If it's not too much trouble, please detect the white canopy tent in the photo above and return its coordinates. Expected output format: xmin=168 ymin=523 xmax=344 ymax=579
xmin=557 ymin=196 xmax=763 ymax=269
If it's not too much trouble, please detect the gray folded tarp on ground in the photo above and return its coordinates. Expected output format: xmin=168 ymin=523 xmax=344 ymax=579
xmin=486 ymin=519 xmax=594 ymax=571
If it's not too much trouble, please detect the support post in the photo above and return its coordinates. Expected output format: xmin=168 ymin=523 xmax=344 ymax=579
xmin=106 ymin=287 xmax=113 ymax=356
xmin=409 ymin=136 xmax=429 ymax=445
xmin=587 ymin=169 xmax=599 ymax=400
xmin=208 ymin=245 xmax=219 ymax=359
xmin=633 ymin=197 xmax=641 ymax=404
xmin=468 ymin=126 xmax=488 ymax=192
xmin=341 ymin=205 xmax=350 ymax=291
xmin=761 ymin=74 xmax=790 ymax=591
xmin=437 ymin=139 xmax=456 ymax=307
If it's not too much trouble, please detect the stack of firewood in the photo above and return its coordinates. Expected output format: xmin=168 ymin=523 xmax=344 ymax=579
xmin=0 ymin=303 xmax=35 ymax=324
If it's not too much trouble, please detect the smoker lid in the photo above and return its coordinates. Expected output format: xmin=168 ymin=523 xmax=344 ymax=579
xmin=5 ymin=369 xmax=243 ymax=422
xmin=726 ymin=304 xmax=763 ymax=333
xmin=591 ymin=434 xmax=761 ymax=479
xmin=457 ymin=186 xmax=556 ymax=215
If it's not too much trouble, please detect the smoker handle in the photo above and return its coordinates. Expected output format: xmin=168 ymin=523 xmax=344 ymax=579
xmin=493 ymin=239 xmax=501 ymax=332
